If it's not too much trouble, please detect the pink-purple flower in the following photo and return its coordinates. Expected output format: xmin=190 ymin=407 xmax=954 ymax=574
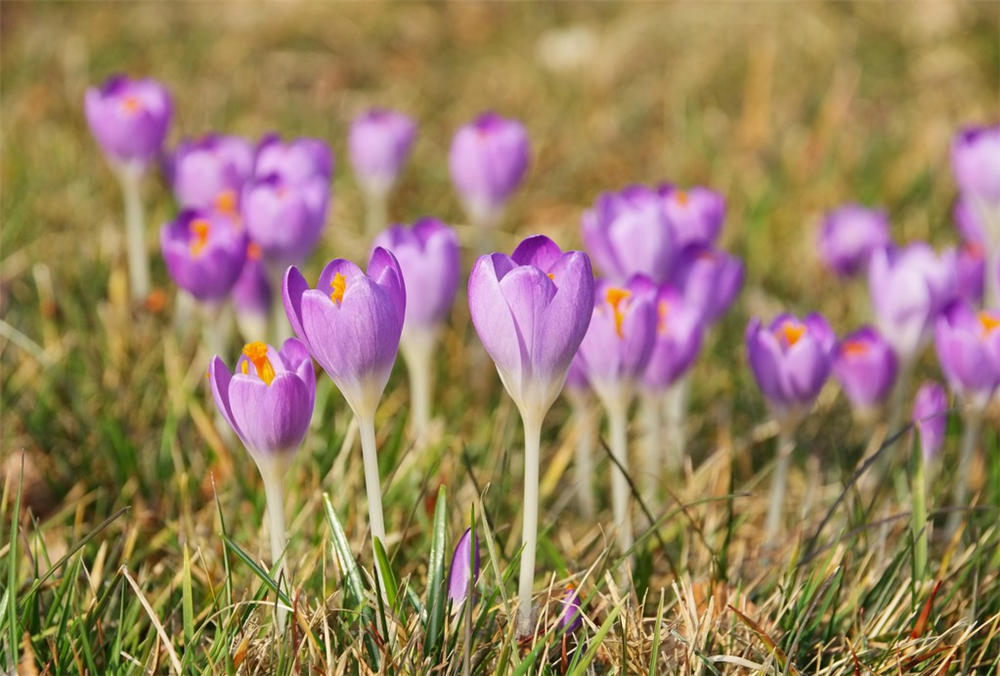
xmin=660 ymin=185 xmax=726 ymax=250
xmin=670 ymin=245 xmax=744 ymax=323
xmin=169 ymin=134 xmax=254 ymax=213
xmin=349 ymin=108 xmax=417 ymax=198
xmin=951 ymin=125 xmax=1000 ymax=205
xmin=84 ymin=75 xmax=172 ymax=167
xmin=255 ymin=134 xmax=333 ymax=184
xmin=242 ymin=173 xmax=329 ymax=266
xmin=934 ymin=301 xmax=1000 ymax=407
xmin=160 ymin=209 xmax=246 ymax=301
xmin=832 ymin=326 xmax=897 ymax=413
xmin=912 ymin=382 xmax=948 ymax=463
xmin=446 ymin=527 xmax=480 ymax=605
xmin=818 ymin=204 xmax=891 ymax=276
xmin=640 ymin=283 xmax=704 ymax=391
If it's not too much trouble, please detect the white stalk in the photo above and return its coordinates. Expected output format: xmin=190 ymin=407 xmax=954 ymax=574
xmin=972 ymin=198 xmax=1000 ymax=308
xmin=266 ymin=263 xmax=292 ymax=344
xmin=358 ymin=413 xmax=387 ymax=591
xmin=116 ymin=164 xmax=150 ymax=301
xmin=200 ymin=301 xmax=232 ymax=359
xmin=364 ymin=189 xmax=390 ymax=237
xmin=947 ymin=405 xmax=983 ymax=534
xmin=516 ymin=410 xmax=543 ymax=637
xmin=258 ymin=454 xmax=291 ymax=634
xmin=603 ymin=390 xmax=634 ymax=557
xmin=764 ymin=423 xmax=796 ymax=543
xmin=663 ymin=379 xmax=689 ymax=473
xmin=568 ymin=392 xmax=596 ymax=519
xmin=400 ymin=327 xmax=438 ymax=442
xmin=638 ymin=390 xmax=662 ymax=508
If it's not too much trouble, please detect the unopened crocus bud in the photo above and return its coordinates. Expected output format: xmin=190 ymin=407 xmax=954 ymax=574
xmin=559 ymin=584 xmax=583 ymax=633
xmin=642 ymin=284 xmax=704 ymax=391
xmin=468 ymin=235 xmax=594 ymax=421
xmin=170 ymin=134 xmax=254 ymax=213
xmin=746 ymin=313 xmax=835 ymax=423
xmin=255 ymin=134 xmax=333 ymax=184
xmin=660 ymin=184 xmax=725 ymax=250
xmin=449 ymin=112 xmax=530 ymax=226
xmin=372 ymin=218 xmax=459 ymax=333
xmin=447 ymin=527 xmax=480 ymax=605
xmin=832 ymin=326 xmax=897 ymax=415
xmin=209 ymin=338 xmax=315 ymax=461
xmin=84 ymin=75 xmax=172 ymax=168
xmin=912 ymin=382 xmax=948 ymax=462
xmin=868 ymin=244 xmax=957 ymax=365
xmin=242 ymin=174 xmax=329 ymax=266
xmin=581 ymin=185 xmax=674 ymax=284
xmin=934 ymin=301 xmax=1000 ymax=408
xmin=160 ymin=209 xmax=246 ymax=301
xmin=817 ymin=204 xmax=891 ymax=276
xmin=349 ymin=108 xmax=417 ymax=198
xmin=670 ymin=246 xmax=744 ymax=324
xmin=232 ymin=243 xmax=272 ymax=341
xmin=951 ymin=125 xmax=1000 ymax=205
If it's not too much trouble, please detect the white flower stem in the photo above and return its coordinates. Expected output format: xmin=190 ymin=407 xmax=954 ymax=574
xmin=638 ymin=390 xmax=662 ymax=508
xmin=516 ymin=410 xmax=543 ymax=638
xmin=358 ymin=414 xmax=387 ymax=580
xmin=266 ymin=263 xmax=292 ymax=344
xmin=972 ymin=198 xmax=1000 ymax=307
xmin=200 ymin=302 xmax=232 ymax=359
xmin=117 ymin=166 xmax=150 ymax=302
xmin=663 ymin=379 xmax=688 ymax=473
xmin=259 ymin=456 xmax=291 ymax=634
xmin=765 ymin=424 xmax=796 ymax=543
xmin=911 ymin=432 xmax=928 ymax=581
xmin=364 ymin=190 xmax=389 ymax=237
xmin=569 ymin=394 xmax=596 ymax=519
xmin=606 ymin=395 xmax=634 ymax=557
xmin=947 ymin=407 xmax=983 ymax=535
xmin=400 ymin=328 xmax=437 ymax=442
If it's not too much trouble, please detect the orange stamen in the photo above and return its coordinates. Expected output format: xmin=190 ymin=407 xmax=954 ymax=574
xmin=657 ymin=299 xmax=670 ymax=334
xmin=548 ymin=273 xmax=555 ymax=281
xmin=842 ymin=339 xmax=868 ymax=357
xmin=330 ymin=272 xmax=346 ymax=305
xmin=606 ymin=287 xmax=631 ymax=338
xmin=214 ymin=189 xmax=237 ymax=215
xmin=247 ymin=242 xmax=262 ymax=261
xmin=121 ymin=95 xmax=142 ymax=114
xmin=241 ymin=342 xmax=276 ymax=385
xmin=777 ymin=321 xmax=806 ymax=347
xmin=978 ymin=311 xmax=1000 ymax=335
xmin=675 ymin=190 xmax=689 ymax=206
xmin=189 ymin=219 xmax=211 ymax=257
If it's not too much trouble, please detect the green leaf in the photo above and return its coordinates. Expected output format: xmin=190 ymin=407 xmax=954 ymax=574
xmin=373 ymin=536 xmax=398 ymax=612
xmin=423 ymin=485 xmax=447 ymax=658
xmin=221 ymin=534 xmax=291 ymax=606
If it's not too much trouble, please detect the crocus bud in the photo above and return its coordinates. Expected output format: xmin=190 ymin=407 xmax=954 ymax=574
xmin=951 ymin=125 xmax=1000 ymax=205
xmin=746 ymin=313 xmax=835 ymax=423
xmin=255 ymin=134 xmax=333 ymax=184
xmin=832 ymin=326 xmax=897 ymax=415
xmin=242 ymin=173 xmax=330 ymax=266
xmin=641 ymin=284 xmax=704 ymax=392
xmin=232 ymin=243 xmax=272 ymax=340
xmin=660 ymin=185 xmax=725 ymax=250
xmin=349 ymin=108 xmax=417 ymax=198
xmin=283 ymin=248 xmax=405 ymax=419
xmin=581 ymin=185 xmax=675 ymax=284
xmin=670 ymin=246 xmax=744 ymax=324
xmin=209 ymin=338 xmax=316 ymax=460
xmin=449 ymin=112 xmax=530 ymax=226
xmin=577 ymin=276 xmax=658 ymax=399
xmin=934 ymin=301 xmax=1000 ymax=408
xmin=84 ymin=75 xmax=171 ymax=168
xmin=912 ymin=382 xmax=948 ymax=462
xmin=160 ymin=209 xmax=246 ymax=301
xmin=446 ymin=527 xmax=480 ymax=605
xmin=468 ymin=235 xmax=594 ymax=421
xmin=169 ymin=134 xmax=254 ymax=214
xmin=868 ymin=244 xmax=957 ymax=364
xmin=559 ymin=584 xmax=583 ymax=633
xmin=372 ymin=218 xmax=459 ymax=333
xmin=817 ymin=204 xmax=891 ymax=276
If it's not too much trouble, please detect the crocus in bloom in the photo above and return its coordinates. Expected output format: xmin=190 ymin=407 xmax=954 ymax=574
xmin=954 ymin=196 xmax=986 ymax=244
xmin=373 ymin=219 xmax=460 ymax=437
xmin=349 ymin=108 xmax=417 ymax=199
xmin=242 ymin=173 xmax=330 ymax=267
xmin=660 ymin=184 xmax=726 ymax=250
xmin=283 ymin=248 xmax=405 ymax=560
xmin=581 ymin=185 xmax=675 ymax=284
xmin=670 ymin=246 xmax=744 ymax=324
xmin=232 ymin=243 xmax=272 ymax=342
xmin=559 ymin=584 xmax=583 ymax=633
xmin=160 ymin=209 xmax=246 ymax=302
xmin=868 ymin=244 xmax=957 ymax=366
xmin=951 ymin=125 xmax=1000 ymax=206
xmin=467 ymin=234 xmax=593 ymax=637
xmin=84 ymin=75 xmax=172 ymax=300
xmin=934 ymin=301 xmax=1000 ymax=409
xmin=954 ymin=243 xmax=985 ymax=305
xmin=913 ymin=382 xmax=947 ymax=464
xmin=832 ymin=326 xmax=897 ymax=419
xmin=447 ymin=527 xmax=480 ymax=606
xmin=449 ymin=112 xmax=530 ymax=228
xmin=817 ymin=204 xmax=891 ymax=276
xmin=209 ymin=337 xmax=315 ymax=632
xmin=170 ymin=134 xmax=254 ymax=213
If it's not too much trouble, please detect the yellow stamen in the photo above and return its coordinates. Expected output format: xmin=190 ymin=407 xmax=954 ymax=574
xmin=214 ymin=189 xmax=237 ymax=215
xmin=657 ymin=299 xmax=670 ymax=334
xmin=778 ymin=321 xmax=806 ymax=347
xmin=978 ymin=311 xmax=1000 ymax=335
xmin=548 ymin=273 xmax=555 ymax=281
xmin=242 ymin=341 xmax=276 ymax=386
xmin=842 ymin=339 xmax=868 ymax=357
xmin=330 ymin=272 xmax=346 ymax=305
xmin=675 ymin=190 xmax=689 ymax=206
xmin=606 ymin=287 xmax=631 ymax=338
xmin=189 ymin=219 xmax=211 ymax=257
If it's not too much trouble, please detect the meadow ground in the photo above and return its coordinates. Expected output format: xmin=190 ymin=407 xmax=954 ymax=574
xmin=2 ymin=3 xmax=1000 ymax=674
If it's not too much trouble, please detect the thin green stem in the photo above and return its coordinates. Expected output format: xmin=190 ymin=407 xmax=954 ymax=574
xmin=911 ymin=432 xmax=928 ymax=581
xmin=516 ymin=410 xmax=543 ymax=637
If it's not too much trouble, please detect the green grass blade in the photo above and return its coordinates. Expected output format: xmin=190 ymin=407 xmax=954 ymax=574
xmin=373 ymin=536 xmax=398 ymax=612
xmin=423 ymin=485 xmax=447 ymax=658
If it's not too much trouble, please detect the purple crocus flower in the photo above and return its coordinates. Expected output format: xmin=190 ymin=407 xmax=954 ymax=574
xmin=283 ymin=248 xmax=405 ymax=418
xmin=868 ymin=244 xmax=957 ymax=364
xmin=84 ymin=75 xmax=172 ymax=167
xmin=660 ymin=185 xmax=726 ymax=250
xmin=242 ymin=173 xmax=330 ymax=266
xmin=372 ymin=218 xmax=459 ymax=333
xmin=255 ymin=134 xmax=333 ymax=184
xmin=817 ymin=204 xmax=891 ymax=276
xmin=934 ymin=300 xmax=1000 ymax=408
xmin=232 ymin=243 xmax=272 ymax=340
xmin=641 ymin=283 xmax=704 ymax=391
xmin=832 ymin=326 xmax=897 ymax=415
xmin=169 ymin=134 xmax=254 ymax=214
xmin=746 ymin=313 xmax=836 ymax=422
xmin=209 ymin=338 xmax=316 ymax=459
xmin=581 ymin=185 xmax=675 ymax=284
xmin=559 ymin=584 xmax=583 ymax=633
xmin=160 ymin=209 xmax=246 ymax=301
xmin=449 ymin=112 xmax=530 ymax=226
xmin=955 ymin=197 xmax=986 ymax=245
xmin=446 ymin=527 xmax=480 ymax=605
xmin=349 ymin=108 xmax=417 ymax=198
xmin=951 ymin=125 xmax=1000 ymax=205
xmin=954 ymin=243 xmax=985 ymax=305
xmin=468 ymin=235 xmax=594 ymax=420
xmin=912 ymin=382 xmax=948 ymax=463
xmin=670 ymin=246 xmax=744 ymax=323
